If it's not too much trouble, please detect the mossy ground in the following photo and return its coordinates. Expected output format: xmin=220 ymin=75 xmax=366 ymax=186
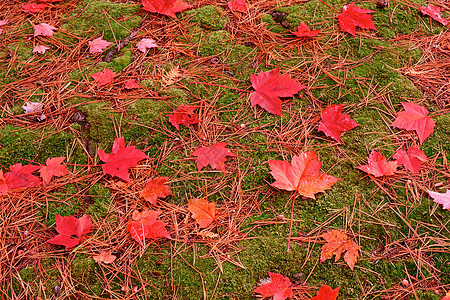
xmin=0 ymin=0 xmax=449 ymax=299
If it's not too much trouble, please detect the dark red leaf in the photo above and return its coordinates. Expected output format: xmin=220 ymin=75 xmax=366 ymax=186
xmin=291 ymin=22 xmax=321 ymax=38
xmin=310 ymin=284 xmax=340 ymax=300
xmin=47 ymin=214 xmax=92 ymax=249
xmin=126 ymin=210 xmax=170 ymax=245
xmin=393 ymin=147 xmax=427 ymax=173
xmin=193 ymin=142 xmax=235 ymax=172
xmin=167 ymin=105 xmax=200 ymax=130
xmin=318 ymin=104 xmax=359 ymax=143
xmin=4 ymin=163 xmax=41 ymax=190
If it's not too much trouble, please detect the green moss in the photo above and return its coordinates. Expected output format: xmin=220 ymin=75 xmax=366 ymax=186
xmin=160 ymin=88 xmax=189 ymax=101
xmin=84 ymin=183 xmax=111 ymax=220
xmin=78 ymin=102 xmax=118 ymax=144
xmin=186 ymin=5 xmax=227 ymax=30
xmin=71 ymin=253 xmax=103 ymax=295
xmin=108 ymin=50 xmax=133 ymax=72
xmin=198 ymin=30 xmax=232 ymax=57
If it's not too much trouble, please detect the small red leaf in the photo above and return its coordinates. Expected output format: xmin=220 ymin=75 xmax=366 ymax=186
xmin=291 ymin=22 xmax=321 ymax=38
xmin=126 ymin=210 xmax=170 ymax=245
xmin=124 ymin=79 xmax=142 ymax=89
xmin=310 ymin=284 xmax=340 ymax=300
xmin=420 ymin=4 xmax=449 ymax=26
xmin=428 ymin=190 xmax=450 ymax=210
xmin=193 ymin=142 xmax=235 ymax=172
xmin=318 ymin=104 xmax=359 ymax=143
xmin=253 ymin=272 xmax=293 ymax=300
xmin=356 ymin=150 xmax=397 ymax=177
xmin=337 ymin=2 xmax=377 ymax=36
xmin=4 ymin=163 xmax=41 ymax=190
xmin=142 ymin=0 xmax=192 ymax=18
xmin=228 ymin=0 xmax=247 ymax=13
xmin=140 ymin=177 xmax=172 ymax=205
xmin=39 ymin=156 xmax=69 ymax=184
xmin=393 ymin=147 xmax=427 ymax=173
xmin=47 ymin=214 xmax=92 ymax=249
xmin=0 ymin=170 xmax=8 ymax=195
xmin=88 ymin=36 xmax=112 ymax=54
xmin=167 ymin=105 xmax=200 ymax=130
xmin=187 ymin=198 xmax=216 ymax=228
xmin=90 ymin=68 xmax=116 ymax=87
xmin=22 ymin=2 xmax=47 ymax=13
xmin=391 ymin=102 xmax=435 ymax=144
xmin=136 ymin=38 xmax=158 ymax=52
xmin=34 ymin=23 xmax=57 ymax=37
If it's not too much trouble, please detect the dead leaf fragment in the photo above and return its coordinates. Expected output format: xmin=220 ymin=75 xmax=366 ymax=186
xmin=93 ymin=250 xmax=116 ymax=264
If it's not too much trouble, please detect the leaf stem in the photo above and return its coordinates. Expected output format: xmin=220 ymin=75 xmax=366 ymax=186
xmin=287 ymin=189 xmax=299 ymax=252
xmin=317 ymin=0 xmax=339 ymax=13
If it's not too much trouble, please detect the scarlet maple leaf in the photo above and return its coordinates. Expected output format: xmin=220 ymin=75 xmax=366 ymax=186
xmin=47 ymin=214 xmax=92 ymax=249
xmin=428 ymin=190 xmax=450 ymax=210
xmin=90 ymin=68 xmax=116 ymax=87
xmin=228 ymin=0 xmax=247 ymax=13
xmin=0 ymin=170 xmax=8 ymax=196
xmin=391 ymin=102 xmax=435 ymax=144
xmin=98 ymin=137 xmax=148 ymax=182
xmin=318 ymin=104 xmax=359 ymax=143
xmin=88 ymin=36 xmax=112 ymax=54
xmin=124 ymin=79 xmax=142 ymax=89
xmin=291 ymin=22 xmax=321 ymax=38
xmin=92 ymin=250 xmax=117 ymax=264
xmin=193 ymin=142 xmax=235 ymax=172
xmin=337 ymin=2 xmax=377 ymax=36
xmin=420 ymin=4 xmax=449 ymax=26
xmin=140 ymin=177 xmax=172 ymax=205
xmin=33 ymin=45 xmax=50 ymax=54
xmin=320 ymin=229 xmax=360 ymax=271
xmin=34 ymin=23 xmax=57 ymax=37
xmin=268 ymin=151 xmax=340 ymax=199
xmin=253 ymin=272 xmax=293 ymax=300
xmin=4 ymin=163 xmax=41 ymax=190
xmin=39 ymin=156 xmax=69 ymax=184
xmin=141 ymin=0 xmax=192 ymax=18
xmin=136 ymin=38 xmax=159 ymax=52
xmin=168 ymin=105 xmax=200 ymax=130
xmin=22 ymin=2 xmax=47 ymax=13
xmin=310 ymin=284 xmax=340 ymax=300
xmin=126 ymin=210 xmax=170 ymax=245
xmin=250 ymin=68 xmax=306 ymax=116
xmin=393 ymin=147 xmax=427 ymax=173
xmin=187 ymin=198 xmax=216 ymax=228
xmin=356 ymin=150 xmax=397 ymax=177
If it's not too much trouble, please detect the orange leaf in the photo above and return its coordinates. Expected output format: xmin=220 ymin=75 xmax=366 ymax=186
xmin=320 ymin=229 xmax=359 ymax=271
xmin=140 ymin=177 xmax=172 ymax=205
xmin=39 ymin=156 xmax=69 ymax=184
xmin=93 ymin=250 xmax=116 ymax=264
xmin=187 ymin=198 xmax=216 ymax=228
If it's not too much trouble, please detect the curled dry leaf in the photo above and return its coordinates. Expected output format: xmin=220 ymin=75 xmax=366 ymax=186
xmin=93 ymin=250 xmax=117 ymax=264
xmin=140 ymin=177 xmax=172 ymax=205
xmin=320 ymin=229 xmax=360 ymax=271
xmin=187 ymin=198 xmax=216 ymax=228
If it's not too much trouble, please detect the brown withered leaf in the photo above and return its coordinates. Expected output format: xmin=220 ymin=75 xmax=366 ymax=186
xmin=320 ymin=229 xmax=360 ymax=271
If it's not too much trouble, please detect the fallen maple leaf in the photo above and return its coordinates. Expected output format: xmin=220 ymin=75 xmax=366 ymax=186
xmin=193 ymin=142 xmax=235 ymax=172
xmin=0 ymin=170 xmax=8 ymax=195
xmin=253 ymin=272 xmax=293 ymax=300
xmin=34 ymin=23 xmax=57 ymax=37
xmin=391 ymin=102 xmax=435 ymax=144
xmin=187 ymin=198 xmax=216 ymax=228
xmin=33 ymin=45 xmax=50 ymax=54
xmin=98 ymin=136 xmax=148 ymax=182
xmin=90 ymin=68 xmax=116 ymax=87
xmin=47 ymin=214 xmax=92 ymax=249
xmin=393 ymin=147 xmax=427 ymax=173
xmin=428 ymin=190 xmax=450 ymax=210
xmin=140 ymin=177 xmax=172 ymax=205
xmin=126 ymin=210 xmax=170 ymax=245
xmin=124 ymin=79 xmax=142 ymax=89
xmin=167 ymin=105 xmax=200 ymax=130
xmin=136 ymin=38 xmax=159 ymax=52
xmin=5 ymin=163 xmax=41 ymax=190
xmin=92 ymin=250 xmax=116 ymax=264
xmin=268 ymin=151 xmax=340 ymax=199
xmin=0 ymin=20 xmax=8 ymax=26
xmin=356 ymin=150 xmax=397 ymax=177
xmin=22 ymin=101 xmax=46 ymax=121
xmin=142 ymin=0 xmax=192 ymax=18
xmin=22 ymin=2 xmax=47 ymax=13
xmin=228 ymin=0 xmax=247 ymax=13
xmin=442 ymin=291 xmax=450 ymax=300
xmin=320 ymin=229 xmax=359 ymax=271
xmin=318 ymin=104 xmax=359 ymax=143
xmin=337 ymin=2 xmax=377 ymax=36
xmin=39 ymin=157 xmax=69 ymax=184
xmin=420 ymin=4 xmax=449 ymax=26
xmin=310 ymin=284 xmax=340 ymax=300
xmin=250 ymin=68 xmax=306 ymax=116
xmin=291 ymin=22 xmax=321 ymax=38
xmin=88 ymin=36 xmax=112 ymax=54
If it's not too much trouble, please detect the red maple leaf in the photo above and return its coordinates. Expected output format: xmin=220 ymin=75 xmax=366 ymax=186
xmin=88 ymin=36 xmax=112 ymax=54
xmin=140 ymin=177 xmax=172 ymax=205
xmin=47 ymin=214 xmax=92 ymax=249
xmin=193 ymin=142 xmax=235 ymax=172
xmin=126 ymin=210 xmax=170 ymax=245
xmin=250 ymin=68 xmax=306 ymax=116
xmin=310 ymin=284 xmax=340 ymax=300
xmin=167 ymin=105 xmax=200 ymax=130
xmin=318 ymin=104 xmax=359 ymax=143
xmin=391 ymin=102 xmax=435 ymax=144
xmin=98 ymin=137 xmax=148 ymax=182
xmin=124 ymin=79 xmax=142 ymax=89
xmin=187 ymin=198 xmax=216 ymax=228
xmin=253 ymin=272 xmax=293 ymax=300
xmin=291 ymin=22 xmax=321 ymax=38
xmin=268 ymin=151 xmax=340 ymax=199
xmin=228 ymin=0 xmax=247 ymax=13
xmin=4 ymin=163 xmax=41 ymax=190
xmin=33 ymin=23 xmax=57 ymax=37
xmin=39 ymin=156 xmax=69 ymax=184
xmin=428 ymin=190 xmax=450 ymax=210
xmin=393 ymin=147 xmax=427 ymax=173
xmin=357 ymin=150 xmax=397 ymax=177
xmin=141 ymin=0 xmax=192 ymax=18
xmin=22 ymin=2 xmax=47 ymax=13
xmin=420 ymin=4 xmax=449 ymax=26
xmin=90 ymin=68 xmax=116 ymax=87
xmin=337 ymin=2 xmax=377 ymax=36
xmin=0 ymin=170 xmax=8 ymax=195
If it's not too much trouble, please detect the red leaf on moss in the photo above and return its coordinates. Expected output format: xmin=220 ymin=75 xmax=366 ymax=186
xmin=34 ymin=23 xmax=57 ymax=37
xmin=141 ymin=0 xmax=192 ymax=18
xmin=88 ymin=36 xmax=112 ymax=54
xmin=356 ymin=150 xmax=397 ymax=177
xmin=4 ymin=163 xmax=41 ymax=190
xmin=98 ymin=137 xmax=148 ymax=182
xmin=39 ymin=156 xmax=69 ymax=184
xmin=310 ymin=284 xmax=340 ymax=300
xmin=228 ymin=0 xmax=247 ymax=13
xmin=291 ymin=22 xmax=321 ymax=38
xmin=391 ymin=102 xmax=435 ymax=144
xmin=250 ymin=67 xmax=306 ymax=116
xmin=47 ymin=214 xmax=92 ymax=249
xmin=22 ymin=2 xmax=47 ymax=13
xmin=90 ymin=68 xmax=116 ymax=87
xmin=253 ymin=272 xmax=293 ymax=300
xmin=140 ymin=177 xmax=172 ymax=205
xmin=167 ymin=105 xmax=200 ymax=130
xmin=0 ymin=170 xmax=8 ymax=195
xmin=193 ymin=142 xmax=235 ymax=172
xmin=126 ymin=210 xmax=170 ymax=245
xmin=337 ymin=2 xmax=377 ymax=36
xmin=393 ymin=147 xmax=427 ymax=173
xmin=318 ymin=104 xmax=359 ymax=143
xmin=188 ymin=198 xmax=216 ymax=228
xmin=420 ymin=4 xmax=449 ymax=26
xmin=320 ymin=229 xmax=359 ymax=271
xmin=124 ymin=79 xmax=142 ymax=89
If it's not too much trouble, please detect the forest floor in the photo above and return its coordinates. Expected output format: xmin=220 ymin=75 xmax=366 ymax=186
xmin=0 ymin=0 xmax=449 ymax=299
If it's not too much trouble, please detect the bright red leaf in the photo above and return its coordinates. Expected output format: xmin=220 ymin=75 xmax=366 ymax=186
xmin=320 ymin=229 xmax=359 ymax=271
xmin=442 ymin=291 xmax=450 ymax=300
xmin=310 ymin=284 xmax=340 ymax=300
xmin=22 ymin=2 xmax=47 ymax=13
xmin=141 ymin=0 xmax=192 ymax=18
xmin=268 ymin=151 xmax=340 ymax=199
xmin=90 ymin=68 xmax=116 ymax=87
xmin=34 ymin=23 xmax=57 ymax=37
xmin=193 ymin=142 xmax=235 ymax=172
xmin=88 ymin=36 xmax=112 ymax=54
xmin=47 ymin=214 xmax=92 ymax=249
xmin=167 ymin=105 xmax=200 ymax=130
xmin=337 ymin=2 xmax=377 ymax=36
xmin=228 ymin=0 xmax=247 ymax=13
xmin=420 ymin=4 xmax=449 ymax=26
xmin=124 ymin=79 xmax=142 ymax=89
xmin=253 ymin=272 xmax=293 ymax=300
xmin=126 ymin=210 xmax=170 ymax=245
xmin=250 ymin=67 xmax=306 ymax=116
xmin=356 ymin=150 xmax=397 ymax=177
xmin=0 ymin=170 xmax=8 ymax=195
xmin=318 ymin=104 xmax=359 ymax=143
xmin=428 ymin=190 xmax=450 ymax=210
xmin=39 ymin=156 xmax=69 ymax=184
xmin=393 ymin=147 xmax=427 ymax=173
xmin=98 ymin=137 xmax=148 ymax=182
xmin=140 ymin=177 xmax=172 ymax=205
xmin=4 ymin=163 xmax=41 ymax=190
xmin=391 ymin=102 xmax=435 ymax=144
xmin=291 ymin=22 xmax=321 ymax=38
xmin=187 ymin=198 xmax=216 ymax=228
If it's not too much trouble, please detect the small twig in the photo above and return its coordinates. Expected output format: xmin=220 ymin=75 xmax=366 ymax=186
xmin=103 ymin=31 xmax=137 ymax=63
xmin=188 ymin=81 xmax=250 ymax=93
